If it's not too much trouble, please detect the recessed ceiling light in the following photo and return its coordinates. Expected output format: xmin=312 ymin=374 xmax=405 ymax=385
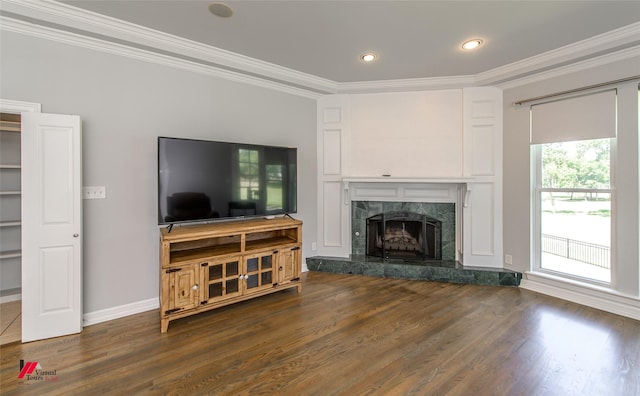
xmin=361 ymin=53 xmax=376 ymax=62
xmin=209 ymin=2 xmax=233 ymax=18
xmin=461 ymin=39 xmax=483 ymax=50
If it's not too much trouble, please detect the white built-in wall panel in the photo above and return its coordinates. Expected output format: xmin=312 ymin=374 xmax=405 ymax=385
xmin=322 ymin=130 xmax=342 ymax=175
xmin=348 ymin=90 xmax=463 ymax=178
xmin=470 ymin=125 xmax=495 ymax=176
xmin=323 ymin=107 xmax=343 ymax=124
xmin=317 ymin=96 xmax=350 ymax=256
xmin=468 ymin=182 xmax=495 ymax=255
xmin=322 ymin=181 xmax=343 ymax=247
xmin=462 ymin=87 xmax=503 ymax=268
xmin=317 ymin=88 xmax=503 ymax=267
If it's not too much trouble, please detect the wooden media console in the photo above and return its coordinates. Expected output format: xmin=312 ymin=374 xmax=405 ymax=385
xmin=159 ymin=217 xmax=302 ymax=332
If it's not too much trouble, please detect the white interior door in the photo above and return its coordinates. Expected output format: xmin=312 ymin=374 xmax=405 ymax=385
xmin=21 ymin=112 xmax=82 ymax=342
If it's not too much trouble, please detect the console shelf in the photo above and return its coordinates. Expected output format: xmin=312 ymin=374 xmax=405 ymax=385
xmin=246 ymin=235 xmax=297 ymax=251
xmin=159 ymin=217 xmax=302 ymax=332
xmin=169 ymin=244 xmax=242 ymax=264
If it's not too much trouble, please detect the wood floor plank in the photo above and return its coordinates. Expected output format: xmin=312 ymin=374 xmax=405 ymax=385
xmin=0 ymin=301 xmax=21 ymax=346
xmin=1 ymin=271 xmax=639 ymax=395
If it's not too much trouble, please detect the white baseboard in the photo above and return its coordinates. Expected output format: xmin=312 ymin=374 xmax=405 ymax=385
xmin=0 ymin=293 xmax=21 ymax=303
xmin=83 ymin=297 xmax=159 ymax=327
xmin=521 ymin=271 xmax=640 ymax=320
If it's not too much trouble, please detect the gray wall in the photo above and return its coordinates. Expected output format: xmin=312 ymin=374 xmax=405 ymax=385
xmin=502 ymin=56 xmax=640 ymax=296
xmin=0 ymin=31 xmax=317 ymax=313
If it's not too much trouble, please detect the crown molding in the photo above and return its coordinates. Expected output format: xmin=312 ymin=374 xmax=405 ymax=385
xmin=496 ymin=46 xmax=640 ymax=91
xmin=1 ymin=0 xmax=638 ymax=97
xmin=0 ymin=15 xmax=326 ymax=99
xmin=0 ymin=0 xmax=337 ymax=96
xmin=476 ymin=21 xmax=640 ymax=86
xmin=336 ymin=75 xmax=476 ymax=94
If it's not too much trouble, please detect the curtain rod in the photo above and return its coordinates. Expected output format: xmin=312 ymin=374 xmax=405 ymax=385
xmin=514 ymin=75 xmax=640 ymax=106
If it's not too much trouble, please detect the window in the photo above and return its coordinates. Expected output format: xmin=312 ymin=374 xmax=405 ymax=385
xmin=531 ymin=90 xmax=616 ymax=284
xmin=535 ymin=139 xmax=612 ymax=282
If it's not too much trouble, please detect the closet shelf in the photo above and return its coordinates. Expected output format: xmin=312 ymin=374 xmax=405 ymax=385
xmin=0 ymin=250 xmax=21 ymax=259
xmin=0 ymin=120 xmax=20 ymax=132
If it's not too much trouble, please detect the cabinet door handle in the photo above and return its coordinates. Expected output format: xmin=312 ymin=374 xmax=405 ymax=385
xmin=192 ymin=284 xmax=199 ymax=290
xmin=279 ymin=266 xmax=283 ymax=271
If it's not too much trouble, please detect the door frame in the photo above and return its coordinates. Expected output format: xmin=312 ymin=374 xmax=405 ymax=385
xmin=0 ymin=98 xmax=41 ymax=302
xmin=1 ymin=99 xmax=85 ymax=343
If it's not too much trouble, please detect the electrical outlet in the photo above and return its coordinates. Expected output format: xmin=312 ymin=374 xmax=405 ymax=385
xmin=505 ymin=254 xmax=513 ymax=265
xmin=83 ymin=186 xmax=106 ymax=199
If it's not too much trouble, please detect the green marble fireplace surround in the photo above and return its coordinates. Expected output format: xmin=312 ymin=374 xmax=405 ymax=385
xmin=307 ymin=200 xmax=521 ymax=287
xmin=351 ymin=200 xmax=455 ymax=260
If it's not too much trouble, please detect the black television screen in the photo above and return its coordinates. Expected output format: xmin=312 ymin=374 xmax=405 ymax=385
xmin=158 ymin=137 xmax=297 ymax=225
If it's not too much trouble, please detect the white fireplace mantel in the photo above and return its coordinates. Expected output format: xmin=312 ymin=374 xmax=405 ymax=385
xmin=342 ymin=177 xmax=474 ymax=208
xmin=342 ymin=176 xmax=475 ymax=184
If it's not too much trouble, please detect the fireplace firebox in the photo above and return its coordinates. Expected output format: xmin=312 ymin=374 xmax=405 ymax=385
xmin=366 ymin=211 xmax=442 ymax=260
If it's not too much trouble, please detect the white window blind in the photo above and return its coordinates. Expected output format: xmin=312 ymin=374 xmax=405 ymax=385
xmin=530 ymin=89 xmax=616 ymax=144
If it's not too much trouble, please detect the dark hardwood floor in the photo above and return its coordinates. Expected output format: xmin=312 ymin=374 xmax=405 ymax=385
xmin=1 ymin=271 xmax=639 ymax=395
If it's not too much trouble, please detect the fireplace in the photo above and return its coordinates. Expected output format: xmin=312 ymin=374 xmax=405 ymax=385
xmin=352 ymin=200 xmax=456 ymax=261
xmin=366 ymin=211 xmax=442 ymax=260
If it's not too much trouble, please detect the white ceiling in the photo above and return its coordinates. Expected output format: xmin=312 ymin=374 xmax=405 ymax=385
xmin=60 ymin=1 xmax=640 ymax=84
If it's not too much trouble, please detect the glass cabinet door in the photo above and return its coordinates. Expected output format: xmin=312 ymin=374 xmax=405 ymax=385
xmin=204 ymin=259 xmax=241 ymax=303
xmin=243 ymin=251 xmax=275 ymax=293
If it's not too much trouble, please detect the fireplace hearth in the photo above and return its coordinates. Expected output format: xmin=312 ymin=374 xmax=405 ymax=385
xmin=366 ymin=211 xmax=441 ymax=260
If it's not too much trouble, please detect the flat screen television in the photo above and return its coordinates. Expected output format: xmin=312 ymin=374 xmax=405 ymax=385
xmin=158 ymin=137 xmax=297 ymax=225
